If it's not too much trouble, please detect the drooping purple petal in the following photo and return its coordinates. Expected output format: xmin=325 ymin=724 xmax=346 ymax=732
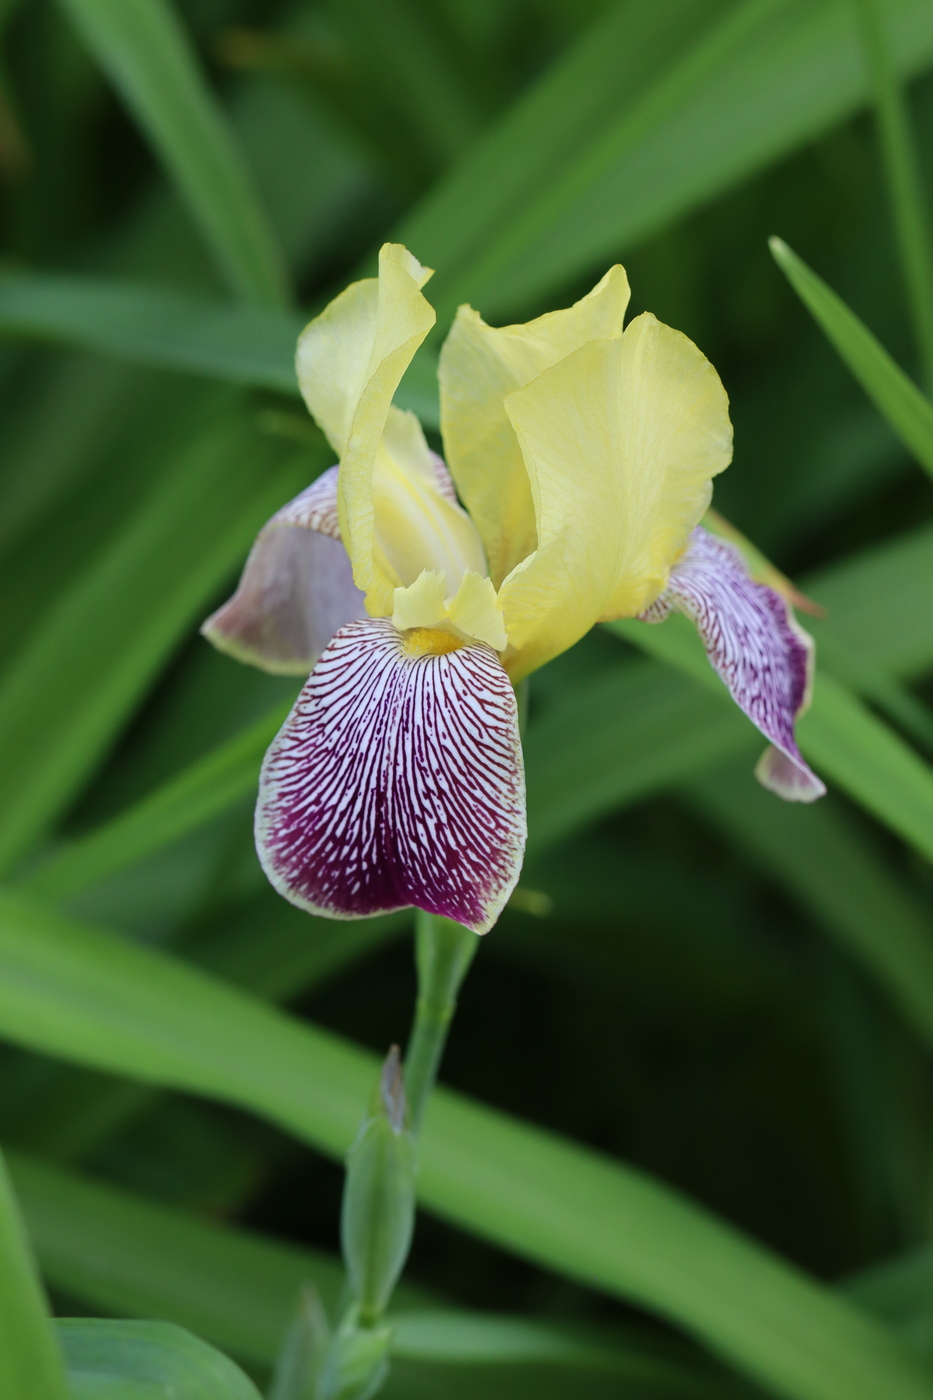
xmin=202 ymin=467 xmax=366 ymax=675
xmin=256 ymin=618 xmax=526 ymax=934
xmin=641 ymin=528 xmax=825 ymax=802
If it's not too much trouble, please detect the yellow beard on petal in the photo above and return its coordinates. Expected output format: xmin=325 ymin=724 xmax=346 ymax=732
xmin=401 ymin=627 xmax=464 ymax=658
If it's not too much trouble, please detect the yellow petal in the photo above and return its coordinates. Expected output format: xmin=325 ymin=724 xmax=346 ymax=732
xmin=371 ymin=408 xmax=488 ymax=615
xmin=446 ymin=571 xmax=507 ymax=650
xmin=392 ymin=568 xmax=507 ymax=651
xmin=500 ymin=312 xmax=732 ymax=680
xmin=295 ymin=244 xmax=436 ymax=605
xmin=438 ymin=266 xmax=630 ymax=588
xmin=392 ymin=570 xmax=448 ymax=631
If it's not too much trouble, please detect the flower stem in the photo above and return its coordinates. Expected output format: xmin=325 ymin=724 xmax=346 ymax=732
xmin=852 ymin=0 xmax=933 ymax=393
xmin=404 ymin=911 xmax=478 ymax=1134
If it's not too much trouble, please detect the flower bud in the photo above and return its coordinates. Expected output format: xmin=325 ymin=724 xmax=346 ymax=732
xmin=340 ymin=1047 xmax=416 ymax=1324
xmin=268 ymin=1285 xmax=329 ymax=1400
xmin=317 ymin=1317 xmax=392 ymax=1400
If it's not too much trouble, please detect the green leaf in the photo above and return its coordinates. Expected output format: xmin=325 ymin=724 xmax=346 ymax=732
xmin=610 ymin=618 xmax=933 ymax=860
xmin=21 ymin=701 xmax=294 ymax=902
xmin=0 ymin=890 xmax=927 ymax=1400
xmin=851 ymin=0 xmax=933 ymax=390
xmin=684 ymin=762 xmax=933 ymax=1045
xmin=802 ymin=523 xmax=933 ymax=680
xmin=59 ymin=1319 xmax=261 ymax=1400
xmin=9 ymin=1151 xmax=346 ymax=1365
xmin=10 ymin=1155 xmax=727 ymax=1396
xmin=845 ymin=1246 xmax=933 ymax=1356
xmin=524 ymin=659 xmax=753 ymax=853
xmin=406 ymin=0 xmax=933 ymax=323
xmin=55 ymin=0 xmax=288 ymax=306
xmin=769 ymin=238 xmax=933 ymax=474
xmin=0 ymin=1147 xmax=68 ymax=1400
xmin=796 ymin=672 xmax=933 ymax=860
xmin=0 ymin=404 xmax=311 ymax=874
xmin=0 ymin=274 xmax=442 ymax=430
xmin=0 ymin=274 xmax=304 ymax=392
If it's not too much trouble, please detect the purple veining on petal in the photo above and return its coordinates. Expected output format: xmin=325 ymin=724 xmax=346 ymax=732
xmin=429 ymin=450 xmax=459 ymax=504
xmin=272 ymin=465 xmax=342 ymax=538
xmin=201 ymin=466 xmax=365 ymax=675
xmin=256 ymin=618 xmax=526 ymax=933
xmin=641 ymin=528 xmax=826 ymax=802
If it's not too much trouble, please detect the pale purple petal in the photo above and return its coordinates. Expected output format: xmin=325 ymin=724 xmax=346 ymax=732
xmin=641 ymin=528 xmax=826 ymax=802
xmin=202 ymin=467 xmax=365 ymax=675
xmin=256 ymin=618 xmax=526 ymax=933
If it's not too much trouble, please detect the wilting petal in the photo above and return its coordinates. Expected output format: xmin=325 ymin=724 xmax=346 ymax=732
xmin=641 ymin=528 xmax=825 ymax=802
xmin=439 ymin=266 xmax=630 ymax=587
xmin=202 ymin=467 xmax=366 ymax=675
xmin=500 ymin=313 xmax=732 ymax=679
xmin=296 ymin=245 xmax=437 ymax=611
xmin=256 ymin=618 xmax=526 ymax=933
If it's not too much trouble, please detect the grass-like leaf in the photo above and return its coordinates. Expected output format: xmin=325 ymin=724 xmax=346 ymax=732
xmin=8 ymin=1150 xmax=348 ymax=1365
xmin=12 ymin=1155 xmax=732 ymax=1397
xmin=852 ymin=0 xmax=933 ymax=389
xmin=0 ymin=889 xmax=927 ymax=1400
xmin=797 ymin=672 xmax=933 ymax=859
xmin=408 ymin=0 xmax=933 ymax=322
xmin=612 ymin=617 xmax=933 ymax=861
xmin=769 ymin=238 xmax=933 ymax=475
xmin=0 ymin=274 xmax=304 ymax=391
xmin=525 ymin=660 xmax=752 ymax=851
xmin=685 ymin=764 xmax=933 ymax=1045
xmin=21 ymin=701 xmax=294 ymax=902
xmin=0 ymin=273 xmax=442 ymax=430
xmin=55 ymin=0 xmax=288 ymax=306
xmin=0 ymin=406 xmax=311 ymax=874
xmin=0 ymin=1147 xmax=68 ymax=1400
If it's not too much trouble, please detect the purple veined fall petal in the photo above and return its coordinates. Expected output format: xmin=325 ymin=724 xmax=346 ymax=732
xmin=256 ymin=617 xmax=526 ymax=934
xmin=640 ymin=528 xmax=826 ymax=802
xmin=201 ymin=467 xmax=366 ymax=676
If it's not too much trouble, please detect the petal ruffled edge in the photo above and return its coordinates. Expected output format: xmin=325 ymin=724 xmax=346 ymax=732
xmin=202 ymin=466 xmax=366 ymax=676
xmin=438 ymin=265 xmax=630 ymax=589
xmin=255 ymin=617 xmax=526 ymax=933
xmin=641 ymin=528 xmax=826 ymax=802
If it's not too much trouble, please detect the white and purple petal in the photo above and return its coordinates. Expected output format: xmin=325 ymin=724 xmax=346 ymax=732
xmin=202 ymin=467 xmax=366 ymax=675
xmin=256 ymin=618 xmax=526 ymax=933
xmin=641 ymin=528 xmax=825 ymax=802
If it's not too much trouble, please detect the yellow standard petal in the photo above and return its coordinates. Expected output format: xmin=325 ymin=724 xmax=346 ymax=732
xmin=295 ymin=244 xmax=437 ymax=610
xmin=438 ymin=266 xmax=630 ymax=589
xmin=500 ymin=312 xmax=732 ymax=680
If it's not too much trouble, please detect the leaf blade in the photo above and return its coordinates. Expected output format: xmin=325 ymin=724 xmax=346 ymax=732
xmin=0 ymin=891 xmax=927 ymax=1400
xmin=0 ymin=406 xmax=311 ymax=873
xmin=769 ymin=238 xmax=933 ymax=474
xmin=56 ymin=0 xmax=288 ymax=306
xmin=0 ymin=1147 xmax=68 ymax=1400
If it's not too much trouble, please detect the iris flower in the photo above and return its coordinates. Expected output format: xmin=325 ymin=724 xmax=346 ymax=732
xmin=203 ymin=244 xmax=824 ymax=934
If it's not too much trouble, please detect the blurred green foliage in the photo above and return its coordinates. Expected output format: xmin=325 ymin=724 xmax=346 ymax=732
xmin=0 ymin=0 xmax=930 ymax=1397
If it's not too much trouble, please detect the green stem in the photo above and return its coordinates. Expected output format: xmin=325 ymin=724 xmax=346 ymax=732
xmin=853 ymin=0 xmax=933 ymax=393
xmin=0 ymin=1145 xmax=68 ymax=1400
xmin=404 ymin=911 xmax=478 ymax=1134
